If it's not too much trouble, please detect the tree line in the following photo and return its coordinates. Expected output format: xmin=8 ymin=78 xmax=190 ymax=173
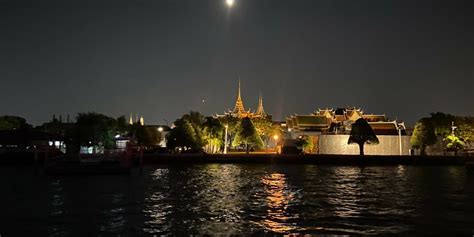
xmin=166 ymin=111 xmax=282 ymax=153
xmin=0 ymin=113 xmax=161 ymax=153
xmin=411 ymin=112 xmax=474 ymax=155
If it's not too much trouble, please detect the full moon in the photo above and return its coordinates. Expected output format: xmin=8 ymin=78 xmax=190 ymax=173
xmin=226 ymin=0 xmax=234 ymax=7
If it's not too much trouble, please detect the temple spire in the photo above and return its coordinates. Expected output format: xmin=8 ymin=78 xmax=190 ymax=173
xmin=255 ymin=92 xmax=266 ymax=116
xmin=233 ymin=79 xmax=245 ymax=114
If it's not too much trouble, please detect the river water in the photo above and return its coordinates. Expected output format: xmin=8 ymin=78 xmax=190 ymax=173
xmin=0 ymin=165 xmax=473 ymax=236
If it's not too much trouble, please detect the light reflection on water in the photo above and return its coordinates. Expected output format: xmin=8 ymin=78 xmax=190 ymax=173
xmin=259 ymin=173 xmax=298 ymax=233
xmin=0 ymin=165 xmax=474 ymax=236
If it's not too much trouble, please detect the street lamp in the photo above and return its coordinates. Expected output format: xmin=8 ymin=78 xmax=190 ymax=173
xmin=397 ymin=124 xmax=403 ymax=156
xmin=226 ymin=0 xmax=234 ymax=7
xmin=224 ymin=124 xmax=228 ymax=154
xmin=273 ymin=135 xmax=279 ymax=154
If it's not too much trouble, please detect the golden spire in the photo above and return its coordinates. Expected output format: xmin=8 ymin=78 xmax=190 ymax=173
xmin=233 ymin=79 xmax=245 ymax=114
xmin=129 ymin=113 xmax=133 ymax=125
xmin=140 ymin=116 xmax=144 ymax=126
xmin=255 ymin=92 xmax=266 ymax=116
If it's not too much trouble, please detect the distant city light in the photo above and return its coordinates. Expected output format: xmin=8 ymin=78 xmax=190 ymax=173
xmin=158 ymin=127 xmax=163 ymax=132
xmin=226 ymin=0 xmax=234 ymax=7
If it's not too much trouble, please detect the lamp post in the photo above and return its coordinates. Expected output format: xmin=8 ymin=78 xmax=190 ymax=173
xmin=397 ymin=125 xmax=403 ymax=156
xmin=273 ymin=134 xmax=279 ymax=154
xmin=157 ymin=126 xmax=164 ymax=147
xmin=224 ymin=124 xmax=228 ymax=154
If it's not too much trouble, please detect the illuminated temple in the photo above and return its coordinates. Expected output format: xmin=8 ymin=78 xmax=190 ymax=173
xmin=286 ymin=107 xmax=406 ymax=135
xmin=215 ymin=81 xmax=268 ymax=119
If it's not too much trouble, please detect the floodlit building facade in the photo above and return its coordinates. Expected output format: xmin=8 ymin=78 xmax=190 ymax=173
xmin=285 ymin=107 xmax=410 ymax=155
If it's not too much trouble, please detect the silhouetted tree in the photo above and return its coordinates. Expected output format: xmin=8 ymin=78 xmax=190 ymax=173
xmin=232 ymin=117 xmax=263 ymax=154
xmin=116 ymin=116 xmax=129 ymax=135
xmin=411 ymin=117 xmax=437 ymax=156
xmin=132 ymin=125 xmax=160 ymax=148
xmin=0 ymin=115 xmax=32 ymax=130
xmin=348 ymin=118 xmax=379 ymax=156
xmin=72 ymin=113 xmax=118 ymax=153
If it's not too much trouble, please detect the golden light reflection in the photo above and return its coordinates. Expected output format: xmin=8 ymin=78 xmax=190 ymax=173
xmin=260 ymin=173 xmax=296 ymax=233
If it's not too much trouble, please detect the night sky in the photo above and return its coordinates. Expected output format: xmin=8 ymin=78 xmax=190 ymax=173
xmin=1 ymin=0 xmax=473 ymax=126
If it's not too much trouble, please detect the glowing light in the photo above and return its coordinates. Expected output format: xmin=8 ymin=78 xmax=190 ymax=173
xmin=226 ymin=0 xmax=234 ymax=7
xmin=158 ymin=127 xmax=163 ymax=132
xmin=273 ymin=135 xmax=279 ymax=140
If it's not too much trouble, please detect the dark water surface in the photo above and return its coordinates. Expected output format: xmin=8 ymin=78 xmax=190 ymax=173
xmin=1 ymin=165 xmax=473 ymax=236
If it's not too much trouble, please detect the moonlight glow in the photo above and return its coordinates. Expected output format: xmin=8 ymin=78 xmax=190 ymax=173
xmin=226 ymin=0 xmax=234 ymax=7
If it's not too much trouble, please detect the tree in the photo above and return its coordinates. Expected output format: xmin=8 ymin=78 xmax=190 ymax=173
xmin=202 ymin=117 xmax=224 ymax=153
xmin=252 ymin=117 xmax=274 ymax=147
xmin=456 ymin=116 xmax=474 ymax=148
xmin=348 ymin=118 xmax=379 ymax=156
xmin=410 ymin=117 xmax=437 ymax=156
xmin=130 ymin=124 xmax=160 ymax=148
xmin=430 ymin=112 xmax=455 ymax=138
xmin=445 ymin=134 xmax=464 ymax=156
xmin=166 ymin=111 xmax=207 ymax=152
xmin=116 ymin=115 xmax=129 ymax=135
xmin=0 ymin=115 xmax=32 ymax=130
xmin=72 ymin=113 xmax=118 ymax=153
xmin=218 ymin=115 xmax=240 ymax=148
xmin=232 ymin=117 xmax=263 ymax=154
xmin=296 ymin=135 xmax=314 ymax=154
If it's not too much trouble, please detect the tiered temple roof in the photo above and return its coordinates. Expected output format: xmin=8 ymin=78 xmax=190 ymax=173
xmin=216 ymin=81 xmax=268 ymax=119
xmin=287 ymin=107 xmax=401 ymax=135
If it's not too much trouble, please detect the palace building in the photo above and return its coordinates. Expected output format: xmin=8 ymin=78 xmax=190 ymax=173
xmin=215 ymin=81 xmax=268 ymax=119
xmin=284 ymin=107 xmax=410 ymax=155
xmin=286 ymin=107 xmax=406 ymax=136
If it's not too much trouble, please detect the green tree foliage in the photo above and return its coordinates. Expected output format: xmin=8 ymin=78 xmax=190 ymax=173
xmin=445 ymin=134 xmax=465 ymax=155
xmin=455 ymin=116 xmax=474 ymax=148
xmin=0 ymin=115 xmax=32 ymax=130
xmin=430 ymin=112 xmax=455 ymax=138
xmin=252 ymin=117 xmax=273 ymax=137
xmin=72 ymin=113 xmax=118 ymax=151
xmin=167 ymin=111 xmax=207 ymax=152
xmin=232 ymin=117 xmax=263 ymax=153
xmin=252 ymin=117 xmax=277 ymax=147
xmin=202 ymin=117 xmax=224 ymax=153
xmin=296 ymin=135 xmax=314 ymax=154
xmin=410 ymin=117 xmax=437 ymax=155
xmin=348 ymin=118 xmax=379 ymax=155
xmin=218 ymin=115 xmax=240 ymax=148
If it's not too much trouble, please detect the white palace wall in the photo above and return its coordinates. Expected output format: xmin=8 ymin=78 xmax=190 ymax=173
xmin=318 ymin=135 xmax=411 ymax=155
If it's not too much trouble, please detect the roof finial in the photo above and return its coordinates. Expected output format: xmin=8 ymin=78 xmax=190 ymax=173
xmin=233 ymin=78 xmax=245 ymax=114
xmin=256 ymin=91 xmax=266 ymax=116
